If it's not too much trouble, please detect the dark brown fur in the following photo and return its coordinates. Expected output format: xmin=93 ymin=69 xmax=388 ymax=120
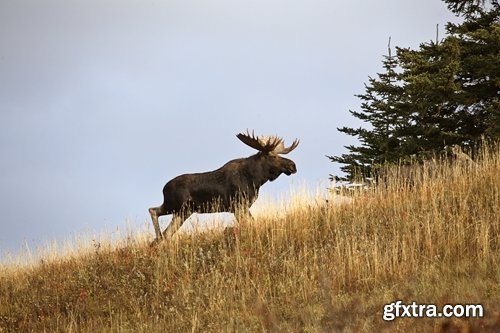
xmin=149 ymin=139 xmax=298 ymax=242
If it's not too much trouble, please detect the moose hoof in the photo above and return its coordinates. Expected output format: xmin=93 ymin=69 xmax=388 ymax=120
xmin=223 ymin=226 xmax=240 ymax=249
xmin=150 ymin=238 xmax=162 ymax=247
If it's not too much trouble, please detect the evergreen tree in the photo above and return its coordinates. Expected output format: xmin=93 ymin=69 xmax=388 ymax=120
xmin=328 ymin=43 xmax=411 ymax=180
xmin=398 ymin=0 xmax=499 ymax=149
xmin=445 ymin=0 xmax=500 ymax=138
xmin=330 ymin=0 xmax=499 ymax=180
xmin=397 ymin=37 xmax=465 ymax=155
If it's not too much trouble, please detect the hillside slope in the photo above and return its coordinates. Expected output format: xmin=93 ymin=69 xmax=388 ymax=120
xmin=1 ymin=146 xmax=499 ymax=332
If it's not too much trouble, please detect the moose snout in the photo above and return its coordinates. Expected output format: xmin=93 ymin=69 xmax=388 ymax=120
xmin=285 ymin=163 xmax=297 ymax=175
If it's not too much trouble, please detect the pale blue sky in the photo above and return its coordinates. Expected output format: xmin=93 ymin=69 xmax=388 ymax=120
xmin=0 ymin=0 xmax=459 ymax=258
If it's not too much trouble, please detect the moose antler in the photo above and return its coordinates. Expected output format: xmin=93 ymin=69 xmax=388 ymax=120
xmin=236 ymin=130 xmax=299 ymax=155
xmin=273 ymin=138 xmax=300 ymax=155
xmin=237 ymin=130 xmax=281 ymax=152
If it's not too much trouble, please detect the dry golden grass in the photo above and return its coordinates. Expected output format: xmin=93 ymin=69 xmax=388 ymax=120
xmin=1 ymin=145 xmax=499 ymax=332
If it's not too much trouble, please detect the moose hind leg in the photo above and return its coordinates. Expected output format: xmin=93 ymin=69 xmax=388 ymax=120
xmin=149 ymin=206 xmax=164 ymax=241
xmin=162 ymin=212 xmax=191 ymax=239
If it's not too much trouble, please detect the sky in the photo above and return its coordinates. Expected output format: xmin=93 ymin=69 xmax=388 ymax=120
xmin=0 ymin=0 xmax=460 ymax=259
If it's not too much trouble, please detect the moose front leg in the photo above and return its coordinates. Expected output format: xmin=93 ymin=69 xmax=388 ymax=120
xmin=234 ymin=206 xmax=254 ymax=224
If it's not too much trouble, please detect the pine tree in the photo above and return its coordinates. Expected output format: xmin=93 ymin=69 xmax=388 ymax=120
xmin=328 ymin=42 xmax=411 ymax=180
xmin=445 ymin=0 xmax=488 ymax=16
xmin=398 ymin=0 xmax=499 ymax=149
xmin=397 ymin=37 xmax=464 ymax=155
xmin=330 ymin=0 xmax=499 ymax=180
xmin=445 ymin=0 xmax=500 ymax=138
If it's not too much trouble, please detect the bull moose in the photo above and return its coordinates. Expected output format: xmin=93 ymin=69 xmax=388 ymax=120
xmin=149 ymin=130 xmax=299 ymax=241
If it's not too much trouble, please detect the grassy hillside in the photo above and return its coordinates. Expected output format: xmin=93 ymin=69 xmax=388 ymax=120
xmin=1 ymin=146 xmax=499 ymax=332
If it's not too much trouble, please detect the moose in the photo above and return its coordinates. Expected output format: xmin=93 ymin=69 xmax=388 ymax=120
xmin=148 ymin=130 xmax=299 ymax=242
